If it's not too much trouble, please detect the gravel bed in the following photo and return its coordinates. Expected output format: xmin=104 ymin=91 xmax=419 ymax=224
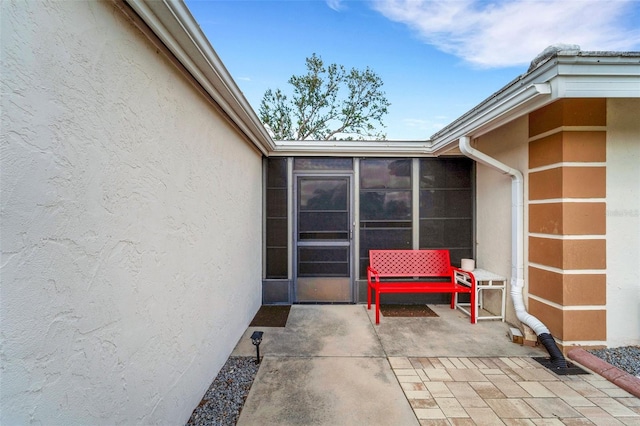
xmin=186 ymin=357 xmax=259 ymax=426
xmin=588 ymin=345 xmax=640 ymax=377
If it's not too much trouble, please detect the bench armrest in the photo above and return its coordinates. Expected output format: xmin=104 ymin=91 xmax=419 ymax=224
xmin=452 ymin=267 xmax=476 ymax=289
xmin=367 ymin=266 xmax=380 ymax=284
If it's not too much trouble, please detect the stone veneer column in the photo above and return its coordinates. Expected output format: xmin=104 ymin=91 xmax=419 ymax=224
xmin=528 ymin=99 xmax=607 ymax=350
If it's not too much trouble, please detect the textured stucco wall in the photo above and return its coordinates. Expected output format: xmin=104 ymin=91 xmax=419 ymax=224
xmin=474 ymin=117 xmax=529 ymax=326
xmin=474 ymin=101 xmax=640 ymax=348
xmin=1 ymin=1 xmax=262 ymax=424
xmin=606 ymin=98 xmax=640 ymax=347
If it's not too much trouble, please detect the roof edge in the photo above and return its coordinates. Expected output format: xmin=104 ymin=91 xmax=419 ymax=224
xmin=124 ymin=0 xmax=276 ymax=154
xmin=270 ymin=140 xmax=444 ymax=157
xmin=114 ymin=11 xmax=640 ymax=157
xmin=430 ymin=49 xmax=640 ymax=149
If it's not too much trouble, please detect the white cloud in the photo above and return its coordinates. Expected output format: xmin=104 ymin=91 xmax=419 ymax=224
xmin=326 ymin=0 xmax=344 ymax=11
xmin=371 ymin=0 xmax=640 ymax=68
xmin=401 ymin=117 xmax=448 ymax=134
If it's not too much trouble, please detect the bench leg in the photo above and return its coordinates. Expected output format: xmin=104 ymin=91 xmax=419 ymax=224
xmin=470 ymin=289 xmax=476 ymax=324
xmin=376 ymin=290 xmax=381 ymax=324
xmin=450 ymin=293 xmax=455 ymax=310
xmin=367 ymin=284 xmax=371 ymax=310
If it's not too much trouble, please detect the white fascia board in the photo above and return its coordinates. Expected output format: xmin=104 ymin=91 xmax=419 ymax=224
xmin=125 ymin=0 xmax=276 ymax=155
xmin=270 ymin=140 xmax=438 ymax=157
xmin=428 ymin=60 xmax=559 ymax=150
xmin=429 ymin=82 xmax=553 ymax=152
xmin=553 ymin=75 xmax=640 ymax=98
xmin=430 ymin=53 xmax=640 ymax=151
xmin=553 ymin=60 xmax=640 ymax=98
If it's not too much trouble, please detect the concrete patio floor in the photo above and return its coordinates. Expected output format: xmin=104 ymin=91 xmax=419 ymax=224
xmin=231 ymin=304 xmax=640 ymax=425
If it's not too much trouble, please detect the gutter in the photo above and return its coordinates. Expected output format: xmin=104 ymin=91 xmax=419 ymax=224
xmin=124 ymin=0 xmax=276 ymax=155
xmin=270 ymin=139 xmax=434 ymax=157
xmin=459 ymin=137 xmax=567 ymax=369
xmin=431 ymin=83 xmax=551 ymax=154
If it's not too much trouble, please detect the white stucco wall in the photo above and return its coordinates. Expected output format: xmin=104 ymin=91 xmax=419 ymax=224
xmin=1 ymin=1 xmax=263 ymax=424
xmin=606 ymin=98 xmax=640 ymax=347
xmin=474 ymin=117 xmax=529 ymax=326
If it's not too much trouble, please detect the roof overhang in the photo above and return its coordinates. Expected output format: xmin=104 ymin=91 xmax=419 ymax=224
xmin=123 ymin=1 xmax=640 ymax=158
xmin=124 ymin=0 xmax=276 ymax=155
xmin=270 ymin=140 xmax=438 ymax=157
xmin=429 ymin=51 xmax=640 ymax=152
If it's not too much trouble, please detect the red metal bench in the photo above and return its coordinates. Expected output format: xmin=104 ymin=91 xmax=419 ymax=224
xmin=367 ymin=249 xmax=476 ymax=324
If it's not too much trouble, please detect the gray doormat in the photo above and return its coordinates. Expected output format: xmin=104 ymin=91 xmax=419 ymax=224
xmin=380 ymin=304 xmax=438 ymax=318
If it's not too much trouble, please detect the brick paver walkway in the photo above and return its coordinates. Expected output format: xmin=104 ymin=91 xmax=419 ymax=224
xmin=390 ymin=356 xmax=640 ymax=425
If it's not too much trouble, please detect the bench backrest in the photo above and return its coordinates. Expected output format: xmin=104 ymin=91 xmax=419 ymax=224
xmin=369 ymin=249 xmax=452 ymax=277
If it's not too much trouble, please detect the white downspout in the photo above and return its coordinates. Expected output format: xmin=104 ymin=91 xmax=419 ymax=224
xmin=458 ymin=136 xmax=551 ymax=336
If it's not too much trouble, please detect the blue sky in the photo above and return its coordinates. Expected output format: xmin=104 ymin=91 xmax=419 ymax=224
xmin=185 ymin=0 xmax=640 ymax=140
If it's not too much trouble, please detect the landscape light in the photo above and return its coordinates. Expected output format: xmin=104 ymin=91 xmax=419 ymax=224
xmin=250 ymin=331 xmax=264 ymax=364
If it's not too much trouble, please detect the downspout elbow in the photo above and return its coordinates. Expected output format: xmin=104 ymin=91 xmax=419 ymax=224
xmin=459 ymin=136 xmax=523 ymax=181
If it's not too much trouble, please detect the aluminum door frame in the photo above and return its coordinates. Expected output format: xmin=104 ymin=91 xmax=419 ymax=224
xmin=292 ymin=172 xmax=355 ymax=303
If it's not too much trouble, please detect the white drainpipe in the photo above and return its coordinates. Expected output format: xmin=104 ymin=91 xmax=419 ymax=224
xmin=458 ymin=137 xmax=568 ymax=365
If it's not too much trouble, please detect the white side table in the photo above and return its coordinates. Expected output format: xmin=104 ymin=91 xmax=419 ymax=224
xmin=455 ymin=268 xmax=507 ymax=322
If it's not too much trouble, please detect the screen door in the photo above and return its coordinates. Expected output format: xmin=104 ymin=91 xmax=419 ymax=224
xmin=295 ymin=176 xmax=352 ymax=302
